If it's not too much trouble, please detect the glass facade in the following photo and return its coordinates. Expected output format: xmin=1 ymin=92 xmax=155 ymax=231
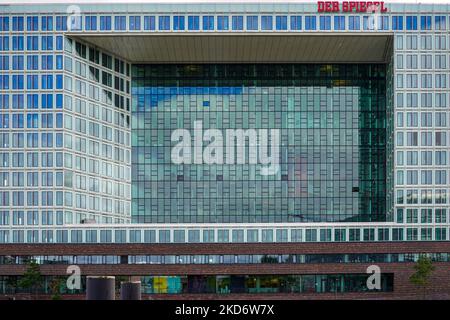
xmin=141 ymin=274 xmax=394 ymax=294
xmin=132 ymin=64 xmax=386 ymax=223
xmin=0 ymin=2 xmax=448 ymax=243
xmin=3 ymin=252 xmax=450 ymax=265
xmin=0 ymin=274 xmax=394 ymax=295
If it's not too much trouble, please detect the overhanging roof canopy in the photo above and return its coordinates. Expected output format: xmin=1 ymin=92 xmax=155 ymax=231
xmin=67 ymin=32 xmax=393 ymax=64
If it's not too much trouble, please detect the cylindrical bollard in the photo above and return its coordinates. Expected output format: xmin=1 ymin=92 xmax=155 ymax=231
xmin=120 ymin=281 xmax=141 ymax=300
xmin=86 ymin=276 xmax=116 ymax=300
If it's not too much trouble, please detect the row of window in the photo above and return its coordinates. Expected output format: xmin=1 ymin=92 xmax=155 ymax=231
xmin=0 ymin=54 xmax=62 ymax=70
xmin=0 ymin=226 xmax=448 ymax=243
xmin=0 ymin=94 xmax=62 ymax=109
xmin=397 ymin=170 xmax=448 ymax=185
xmin=396 ymin=150 xmax=450 ymax=166
xmin=65 ymin=39 xmax=130 ymax=77
xmin=1 ymin=15 xmax=448 ymax=32
xmin=0 ymin=152 xmax=63 ymax=168
xmin=0 ymin=132 xmax=62 ymax=148
xmin=396 ymin=92 xmax=447 ymax=108
xmin=396 ymin=54 xmax=450 ymax=70
xmin=0 ymin=75 xmax=63 ymax=93
xmin=396 ymin=208 xmax=447 ymax=223
xmin=397 ymin=112 xmax=450 ymax=128
xmin=395 ymin=34 xmax=449 ymax=51
xmin=0 ymin=191 xmax=128 ymax=213
xmin=0 ymin=16 xmax=61 ymax=32
xmin=396 ymin=131 xmax=449 ymax=147
xmin=73 ymin=14 xmax=450 ymax=32
xmin=396 ymin=73 xmax=448 ymax=89
xmin=0 ymin=210 xmax=63 ymax=225
xmin=0 ymin=171 xmax=63 ymax=188
xmin=1 ymin=252 xmax=449 ymax=265
xmin=0 ymin=74 xmax=64 ymax=89
xmin=0 ymin=152 xmax=130 ymax=180
xmin=0 ymin=113 xmax=63 ymax=128
xmin=0 ymin=35 xmax=63 ymax=51
xmin=396 ymin=189 xmax=448 ymax=204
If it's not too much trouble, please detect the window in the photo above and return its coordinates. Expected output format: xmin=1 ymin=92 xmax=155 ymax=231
xmin=56 ymin=36 xmax=63 ymax=50
xmin=406 ymin=35 xmax=417 ymax=49
xmin=100 ymin=16 xmax=111 ymax=30
xmin=188 ymin=16 xmax=199 ymax=30
xmin=406 ymin=209 xmax=418 ymax=223
xmin=435 ymin=209 xmax=447 ymax=223
xmin=435 ymin=16 xmax=446 ymax=30
xmin=144 ymin=16 xmax=155 ymax=30
xmin=12 ymin=75 xmax=24 ymax=89
xmin=436 ymin=132 xmax=447 ymax=146
xmin=114 ymin=16 xmax=126 ymax=30
xmin=217 ymin=16 xmax=228 ymax=30
xmin=0 ymin=17 xmax=8 ymax=31
xmin=406 ymin=16 xmax=417 ymax=30
xmin=85 ymin=16 xmax=97 ymax=30
xmin=41 ymin=55 xmax=53 ymax=70
xmin=159 ymin=16 xmax=170 ymax=30
xmin=436 ymin=170 xmax=447 ymax=185
xmin=433 ymin=36 xmax=444 ymax=50
xmin=290 ymin=16 xmax=302 ymax=30
xmin=41 ymin=36 xmax=53 ymax=50
xmin=27 ymin=16 xmax=38 ymax=31
xmin=129 ymin=16 xmax=141 ymax=30
xmin=159 ymin=230 xmax=170 ymax=243
xmin=420 ymin=16 xmax=431 ymax=30
xmin=435 ymin=151 xmax=447 ymax=166
xmin=261 ymin=16 xmax=272 ymax=30
xmin=12 ymin=55 xmax=24 ymax=70
xmin=243 ymin=229 xmax=257 ymax=242
xmin=27 ymin=55 xmax=39 ymax=70
xmin=173 ymin=230 xmax=185 ymax=243
xmin=305 ymin=16 xmax=316 ymax=30
xmin=261 ymin=229 xmax=273 ymax=242
xmin=226 ymin=15 xmax=241 ymax=30
xmin=246 ymin=16 xmax=258 ymax=30
xmin=348 ymin=16 xmax=360 ymax=30
xmin=0 ymin=55 xmax=8 ymax=70
xmin=56 ymin=16 xmax=67 ymax=31
xmin=0 ymin=75 xmax=9 ymax=89
xmin=130 ymin=230 xmax=141 ymax=243
xmin=334 ymin=16 xmax=345 ymax=30
xmin=305 ymin=229 xmax=317 ymax=242
xmin=377 ymin=16 xmax=389 ymax=30
xmin=363 ymin=16 xmax=375 ymax=30
xmin=392 ymin=16 xmax=403 ymax=30
xmin=421 ymin=170 xmax=432 ymax=184
xmin=68 ymin=15 xmax=82 ymax=31
xmin=173 ymin=16 xmax=184 ymax=31
xmin=188 ymin=230 xmax=200 ymax=243
xmin=12 ymin=16 xmax=23 ymax=31
xmin=0 ymin=36 xmax=9 ymax=51
xmin=12 ymin=36 xmax=24 ymax=50
xmin=406 ymin=55 xmax=417 ymax=69
xmin=202 ymin=16 xmax=214 ymax=30
xmin=320 ymin=16 xmax=331 ymax=30
xmin=276 ymin=16 xmax=287 ymax=30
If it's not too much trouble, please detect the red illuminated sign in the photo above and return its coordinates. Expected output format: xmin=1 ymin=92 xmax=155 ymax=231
xmin=317 ymin=1 xmax=388 ymax=13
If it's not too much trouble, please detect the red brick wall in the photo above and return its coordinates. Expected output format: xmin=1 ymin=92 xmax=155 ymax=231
xmin=1 ymin=242 xmax=450 ymax=299
xmin=0 ymin=241 xmax=450 ymax=255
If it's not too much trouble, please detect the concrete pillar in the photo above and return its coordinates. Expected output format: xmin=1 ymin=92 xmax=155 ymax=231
xmin=86 ymin=276 xmax=115 ymax=300
xmin=120 ymin=281 xmax=142 ymax=300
